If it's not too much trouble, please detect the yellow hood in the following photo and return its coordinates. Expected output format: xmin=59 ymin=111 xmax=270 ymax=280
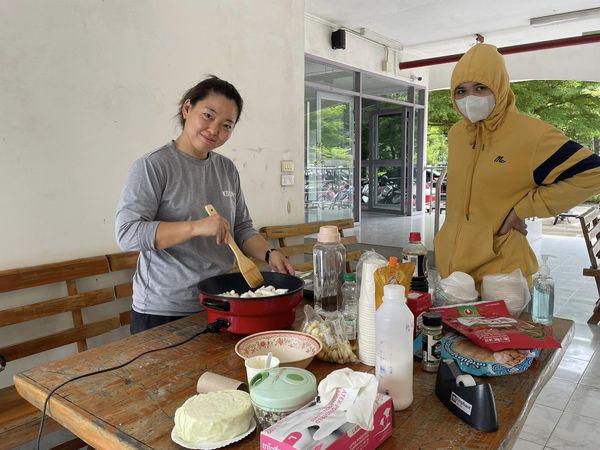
xmin=451 ymin=44 xmax=516 ymax=131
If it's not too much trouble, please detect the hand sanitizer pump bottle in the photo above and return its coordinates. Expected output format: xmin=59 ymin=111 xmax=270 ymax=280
xmin=532 ymin=255 xmax=555 ymax=325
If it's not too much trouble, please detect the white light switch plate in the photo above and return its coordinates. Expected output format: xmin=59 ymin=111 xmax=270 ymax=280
xmin=281 ymin=160 xmax=295 ymax=173
xmin=281 ymin=174 xmax=295 ymax=186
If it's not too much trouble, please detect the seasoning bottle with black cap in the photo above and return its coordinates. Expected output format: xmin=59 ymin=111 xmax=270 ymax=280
xmin=421 ymin=312 xmax=443 ymax=372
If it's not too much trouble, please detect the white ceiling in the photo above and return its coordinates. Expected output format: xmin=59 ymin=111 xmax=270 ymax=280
xmin=305 ymin=0 xmax=600 ymax=60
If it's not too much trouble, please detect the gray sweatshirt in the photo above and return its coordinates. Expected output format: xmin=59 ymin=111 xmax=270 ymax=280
xmin=115 ymin=142 xmax=258 ymax=316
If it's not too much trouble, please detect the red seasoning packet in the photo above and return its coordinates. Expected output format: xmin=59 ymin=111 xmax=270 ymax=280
xmin=431 ymin=300 xmax=560 ymax=351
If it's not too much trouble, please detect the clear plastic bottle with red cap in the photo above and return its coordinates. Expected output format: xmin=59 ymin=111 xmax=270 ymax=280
xmin=402 ymin=232 xmax=429 ymax=293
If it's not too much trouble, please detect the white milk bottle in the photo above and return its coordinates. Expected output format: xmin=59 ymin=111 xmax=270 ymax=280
xmin=375 ymin=284 xmax=414 ymax=410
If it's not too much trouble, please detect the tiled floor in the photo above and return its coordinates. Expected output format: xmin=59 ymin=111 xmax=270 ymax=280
xmin=357 ymin=211 xmax=600 ymax=450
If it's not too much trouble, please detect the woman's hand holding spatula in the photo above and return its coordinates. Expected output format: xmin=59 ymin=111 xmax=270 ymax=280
xmin=205 ymin=204 xmax=265 ymax=288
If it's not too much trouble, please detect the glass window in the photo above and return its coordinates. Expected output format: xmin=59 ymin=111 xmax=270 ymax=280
xmin=361 ymin=114 xmax=370 ymax=160
xmin=304 ymin=87 xmax=355 ymax=222
xmin=374 ymin=166 xmax=403 ymax=208
xmin=412 ymin=109 xmax=423 ymax=211
xmin=363 ymin=74 xmax=409 ymax=102
xmin=377 ymin=113 xmax=404 ymax=160
xmin=361 ymin=166 xmax=369 ymax=206
xmin=305 ymin=60 xmax=356 ymax=91
xmin=305 ymin=56 xmax=426 ymax=219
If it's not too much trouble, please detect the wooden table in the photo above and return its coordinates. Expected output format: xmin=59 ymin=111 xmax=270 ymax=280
xmin=14 ymin=306 xmax=573 ymax=450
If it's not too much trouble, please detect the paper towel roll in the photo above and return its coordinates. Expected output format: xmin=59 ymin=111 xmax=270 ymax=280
xmin=196 ymin=372 xmax=247 ymax=394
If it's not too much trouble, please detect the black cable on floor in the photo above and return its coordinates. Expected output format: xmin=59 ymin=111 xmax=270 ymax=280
xmin=35 ymin=318 xmax=230 ymax=449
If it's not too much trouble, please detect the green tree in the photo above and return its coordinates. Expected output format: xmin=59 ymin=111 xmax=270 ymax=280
xmin=427 ymin=80 xmax=600 ymax=165
xmin=312 ymin=103 xmax=353 ymax=165
xmin=512 ymin=81 xmax=600 ymax=144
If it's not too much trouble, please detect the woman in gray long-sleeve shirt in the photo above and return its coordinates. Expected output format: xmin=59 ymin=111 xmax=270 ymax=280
xmin=116 ymin=76 xmax=294 ymax=333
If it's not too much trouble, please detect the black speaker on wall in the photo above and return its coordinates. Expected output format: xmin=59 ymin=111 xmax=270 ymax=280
xmin=331 ymin=29 xmax=346 ymax=49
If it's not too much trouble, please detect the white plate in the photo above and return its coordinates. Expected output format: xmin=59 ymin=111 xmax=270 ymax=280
xmin=171 ymin=418 xmax=256 ymax=449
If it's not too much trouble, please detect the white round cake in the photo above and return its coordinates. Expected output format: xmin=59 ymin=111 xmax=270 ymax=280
xmin=174 ymin=390 xmax=253 ymax=443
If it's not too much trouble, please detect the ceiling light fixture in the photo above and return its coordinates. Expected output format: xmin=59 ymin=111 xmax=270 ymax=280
xmin=530 ymin=7 xmax=600 ymax=27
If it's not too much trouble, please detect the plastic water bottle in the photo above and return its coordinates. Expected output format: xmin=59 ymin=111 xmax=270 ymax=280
xmin=532 ymin=255 xmax=555 ymax=325
xmin=341 ymin=273 xmax=357 ymax=343
xmin=402 ymin=232 xmax=429 ymax=292
xmin=313 ymin=226 xmax=346 ymax=314
xmin=375 ymin=284 xmax=414 ymax=410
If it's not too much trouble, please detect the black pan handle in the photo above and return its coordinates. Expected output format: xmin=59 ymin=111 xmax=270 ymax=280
xmin=202 ymin=298 xmax=231 ymax=312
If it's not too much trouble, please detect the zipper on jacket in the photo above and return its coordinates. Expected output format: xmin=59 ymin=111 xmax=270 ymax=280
xmin=463 ymin=124 xmax=484 ymax=221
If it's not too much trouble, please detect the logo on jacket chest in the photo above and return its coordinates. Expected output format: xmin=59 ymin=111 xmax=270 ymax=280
xmin=493 ymin=155 xmax=507 ymax=164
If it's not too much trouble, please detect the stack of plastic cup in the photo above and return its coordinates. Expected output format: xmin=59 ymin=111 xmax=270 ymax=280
xmin=358 ymin=259 xmax=386 ymax=366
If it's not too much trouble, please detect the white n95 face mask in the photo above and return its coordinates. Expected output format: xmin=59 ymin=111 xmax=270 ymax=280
xmin=456 ymin=94 xmax=496 ymax=123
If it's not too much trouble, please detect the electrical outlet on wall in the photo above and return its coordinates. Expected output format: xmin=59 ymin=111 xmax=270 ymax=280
xmin=281 ymin=160 xmax=294 ymax=173
xmin=281 ymin=174 xmax=294 ymax=186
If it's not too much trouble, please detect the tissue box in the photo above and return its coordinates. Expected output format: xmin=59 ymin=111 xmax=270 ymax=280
xmin=259 ymin=394 xmax=393 ymax=450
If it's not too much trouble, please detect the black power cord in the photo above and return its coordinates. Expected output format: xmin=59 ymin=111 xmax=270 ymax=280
xmin=35 ymin=318 xmax=230 ymax=449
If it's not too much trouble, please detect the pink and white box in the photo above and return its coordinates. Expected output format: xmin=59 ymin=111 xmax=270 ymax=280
xmin=260 ymin=393 xmax=393 ymax=450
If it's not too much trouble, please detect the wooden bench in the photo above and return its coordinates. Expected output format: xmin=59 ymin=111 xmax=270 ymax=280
xmin=578 ymin=205 xmax=600 ymax=324
xmin=260 ymin=218 xmax=361 ymax=272
xmin=0 ymin=251 xmax=138 ymax=449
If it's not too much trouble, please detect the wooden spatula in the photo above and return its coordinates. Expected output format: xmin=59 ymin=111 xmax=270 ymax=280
xmin=204 ymin=204 xmax=265 ymax=289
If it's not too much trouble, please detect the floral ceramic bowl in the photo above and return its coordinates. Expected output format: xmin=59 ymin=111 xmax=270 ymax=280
xmin=235 ymin=330 xmax=322 ymax=369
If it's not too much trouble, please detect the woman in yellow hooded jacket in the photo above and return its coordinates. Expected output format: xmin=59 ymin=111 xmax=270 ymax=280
xmin=434 ymin=43 xmax=600 ymax=289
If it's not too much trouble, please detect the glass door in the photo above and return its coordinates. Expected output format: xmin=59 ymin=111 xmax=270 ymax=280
xmin=304 ymin=88 xmax=355 ymax=222
xmin=361 ymin=104 xmax=409 ymax=214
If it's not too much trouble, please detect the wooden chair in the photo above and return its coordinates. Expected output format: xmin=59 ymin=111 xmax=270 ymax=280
xmin=0 ymin=251 xmax=138 ymax=449
xmin=260 ymin=218 xmax=361 ymax=272
xmin=577 ymin=205 xmax=600 ymax=324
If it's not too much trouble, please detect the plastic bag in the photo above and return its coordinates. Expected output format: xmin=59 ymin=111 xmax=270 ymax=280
xmin=481 ymin=269 xmax=530 ymax=316
xmin=433 ymin=271 xmax=479 ymax=307
xmin=373 ymin=261 xmax=414 ymax=310
xmin=302 ymin=305 xmax=358 ymax=364
xmin=431 ymin=300 xmax=560 ymax=351
xmin=441 ymin=332 xmax=540 ymax=377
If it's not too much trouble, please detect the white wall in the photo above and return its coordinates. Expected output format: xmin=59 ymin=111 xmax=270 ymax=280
xmin=427 ymin=42 xmax=600 ymax=90
xmin=0 ymin=0 xmax=305 ymax=270
xmin=0 ymin=0 xmax=305 ymax=388
xmin=305 ymin=15 xmax=429 ymax=87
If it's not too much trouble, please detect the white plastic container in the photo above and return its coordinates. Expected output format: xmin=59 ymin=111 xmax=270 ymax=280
xmin=313 ymin=226 xmax=346 ymax=314
xmin=375 ymin=284 xmax=414 ymax=411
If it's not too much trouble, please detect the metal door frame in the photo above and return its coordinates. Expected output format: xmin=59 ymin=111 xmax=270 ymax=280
xmin=361 ymin=107 xmax=412 ymax=215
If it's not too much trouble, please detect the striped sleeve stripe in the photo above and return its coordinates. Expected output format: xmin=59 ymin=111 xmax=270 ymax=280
xmin=555 ymin=154 xmax=600 ymax=183
xmin=533 ymin=140 xmax=583 ymax=185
